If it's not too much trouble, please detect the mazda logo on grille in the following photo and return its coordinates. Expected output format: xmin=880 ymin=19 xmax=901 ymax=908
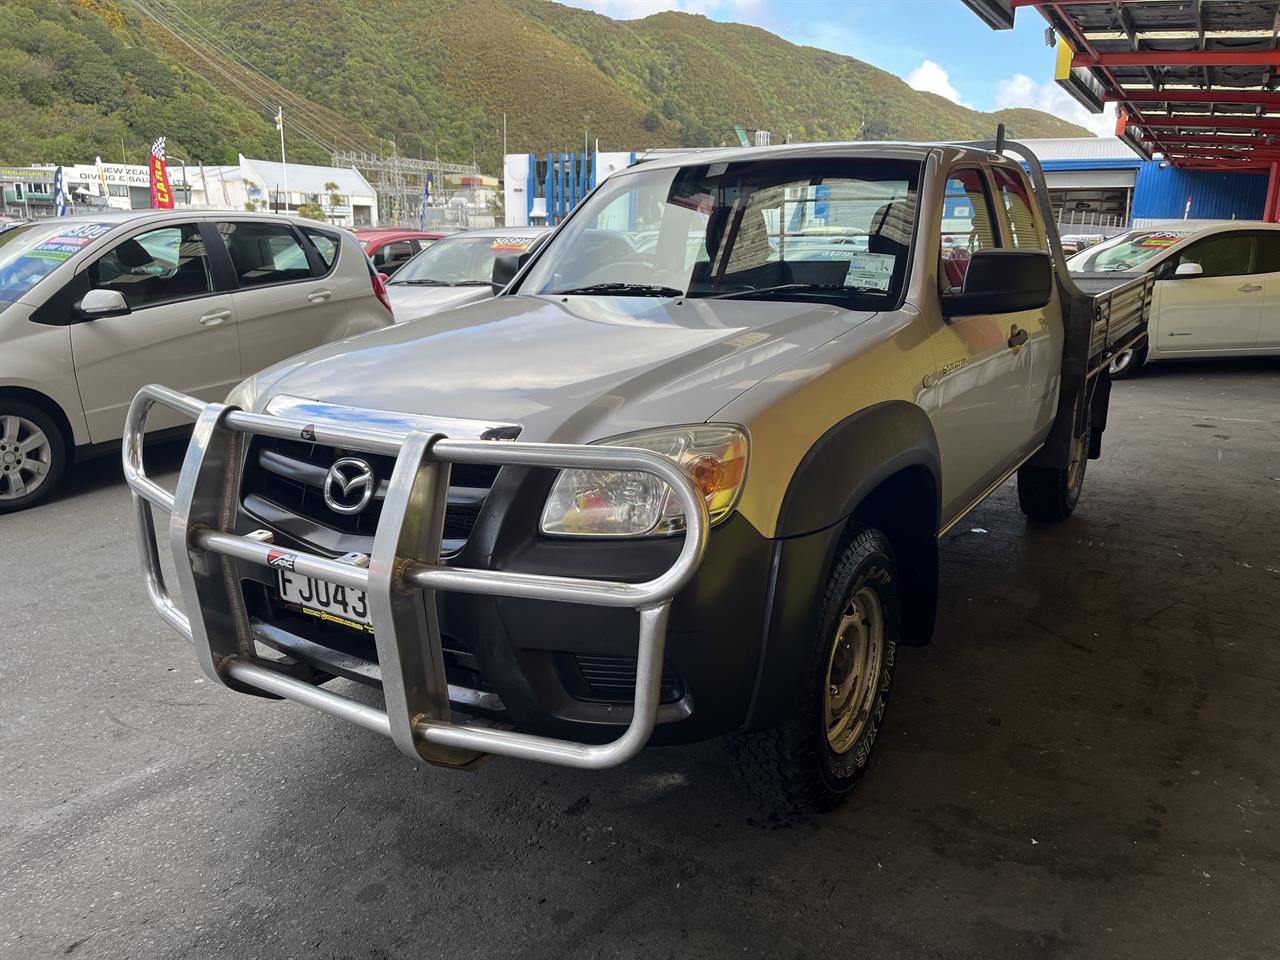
xmin=323 ymin=458 xmax=376 ymax=515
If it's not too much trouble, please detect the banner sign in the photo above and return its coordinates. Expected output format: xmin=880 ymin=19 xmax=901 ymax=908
xmin=418 ymin=174 xmax=431 ymax=230
xmin=150 ymin=136 xmax=174 ymax=209
xmin=54 ymin=166 xmax=67 ymax=216
xmin=0 ymin=166 xmax=47 ymax=181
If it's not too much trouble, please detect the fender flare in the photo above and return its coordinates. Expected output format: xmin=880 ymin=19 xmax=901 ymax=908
xmin=774 ymin=400 xmax=941 ymax=539
xmin=743 ymin=402 xmax=942 ymax=731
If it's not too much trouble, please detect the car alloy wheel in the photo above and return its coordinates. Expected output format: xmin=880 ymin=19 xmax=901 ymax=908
xmin=0 ymin=414 xmax=53 ymax=502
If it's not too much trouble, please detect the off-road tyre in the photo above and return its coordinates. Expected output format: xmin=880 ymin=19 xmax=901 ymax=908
xmin=729 ymin=525 xmax=898 ymax=813
xmin=0 ymin=400 xmax=66 ymax=514
xmin=1017 ymin=407 xmax=1091 ymax=522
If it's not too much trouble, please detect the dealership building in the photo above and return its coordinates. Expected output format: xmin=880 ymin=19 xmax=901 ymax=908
xmin=0 ymin=156 xmax=379 ymax=228
xmin=1029 ymin=136 xmax=1271 ymax=233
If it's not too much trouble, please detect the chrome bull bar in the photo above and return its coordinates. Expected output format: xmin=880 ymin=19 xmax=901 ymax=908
xmin=122 ymin=384 xmax=709 ymax=770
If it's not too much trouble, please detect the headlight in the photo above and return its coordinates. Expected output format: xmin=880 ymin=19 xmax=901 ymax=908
xmin=540 ymin=425 xmax=748 ymax=538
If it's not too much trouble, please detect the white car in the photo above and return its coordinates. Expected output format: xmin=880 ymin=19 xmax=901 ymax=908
xmin=1068 ymin=222 xmax=1280 ymax=377
xmin=0 ymin=210 xmax=394 ymax=512
xmin=384 ymin=226 xmax=548 ymax=322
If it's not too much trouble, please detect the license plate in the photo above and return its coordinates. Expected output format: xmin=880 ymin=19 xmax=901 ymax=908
xmin=276 ymin=570 xmax=373 ymax=633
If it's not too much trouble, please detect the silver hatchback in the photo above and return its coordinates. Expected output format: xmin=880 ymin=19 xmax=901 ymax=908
xmin=0 ymin=210 xmax=394 ymax=512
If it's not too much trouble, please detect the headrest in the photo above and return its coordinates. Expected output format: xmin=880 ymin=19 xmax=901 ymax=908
xmin=116 ymin=239 xmax=153 ymax=269
xmin=870 ymin=201 xmax=914 ymax=247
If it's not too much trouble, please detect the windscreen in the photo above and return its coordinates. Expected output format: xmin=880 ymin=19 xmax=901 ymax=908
xmin=391 ymin=234 xmax=540 ymax=286
xmin=0 ymin=221 xmax=113 ymax=303
xmin=1067 ymin=230 xmax=1191 ymax=273
xmin=518 ymin=157 xmax=921 ymax=306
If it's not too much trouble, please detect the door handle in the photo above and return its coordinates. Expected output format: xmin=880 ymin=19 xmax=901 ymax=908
xmin=198 ymin=309 xmax=232 ymax=326
xmin=1239 ymin=283 xmax=1263 ymax=292
xmin=1007 ymin=325 xmax=1028 ymax=349
xmin=307 ymin=288 xmax=333 ymax=303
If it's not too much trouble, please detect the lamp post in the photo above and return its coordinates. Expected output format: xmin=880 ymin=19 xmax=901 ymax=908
xmin=168 ymin=155 xmax=191 ymax=206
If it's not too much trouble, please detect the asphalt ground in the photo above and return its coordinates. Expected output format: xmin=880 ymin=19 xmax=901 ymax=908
xmin=3 ymin=358 xmax=1278 ymax=960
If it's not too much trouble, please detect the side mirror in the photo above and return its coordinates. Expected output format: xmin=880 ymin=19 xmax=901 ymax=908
xmin=1173 ymin=261 xmax=1203 ymax=278
xmin=74 ymin=288 xmax=131 ymax=319
xmin=491 ymin=252 xmax=528 ymax=295
xmin=940 ymin=249 xmax=1053 ymax=319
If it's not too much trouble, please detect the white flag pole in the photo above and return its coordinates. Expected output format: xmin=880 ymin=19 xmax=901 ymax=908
xmin=276 ymin=106 xmax=289 ymax=213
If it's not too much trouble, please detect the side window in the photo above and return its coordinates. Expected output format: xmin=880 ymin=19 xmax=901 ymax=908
xmin=383 ymin=240 xmax=415 ymax=267
xmin=301 ymin=227 xmax=339 ymax=270
xmin=89 ymin=222 xmax=212 ymax=310
xmin=1249 ymin=232 xmax=1280 ymax=274
xmin=1166 ymin=233 xmax=1254 ymax=279
xmin=217 ymin=221 xmax=313 ymax=287
xmin=992 ymin=167 xmax=1047 ymax=251
xmin=940 ymin=168 xmax=997 ymax=292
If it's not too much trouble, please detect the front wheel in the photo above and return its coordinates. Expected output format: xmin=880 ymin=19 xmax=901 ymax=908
xmin=730 ymin=525 xmax=898 ymax=812
xmin=0 ymin=401 xmax=66 ymax=514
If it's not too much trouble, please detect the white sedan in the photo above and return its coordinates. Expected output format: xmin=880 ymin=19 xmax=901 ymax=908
xmin=1068 ymin=222 xmax=1280 ymax=377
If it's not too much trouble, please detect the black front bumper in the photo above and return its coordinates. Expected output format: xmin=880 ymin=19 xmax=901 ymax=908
xmin=236 ymin=457 xmax=811 ymax=745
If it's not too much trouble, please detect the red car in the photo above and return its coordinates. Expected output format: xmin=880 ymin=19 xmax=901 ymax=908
xmin=355 ymin=228 xmax=454 ymax=276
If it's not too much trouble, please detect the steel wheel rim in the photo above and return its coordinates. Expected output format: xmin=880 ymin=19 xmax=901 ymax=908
xmin=1066 ymin=424 xmax=1088 ymax=490
xmin=0 ymin=415 xmax=52 ymax=501
xmin=824 ymin=586 xmax=885 ymax=754
xmin=1108 ymin=350 xmax=1133 ymax=375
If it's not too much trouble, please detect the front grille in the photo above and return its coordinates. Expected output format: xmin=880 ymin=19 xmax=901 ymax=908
xmin=242 ymin=436 xmax=500 ymax=555
xmin=572 ymin=654 xmax=684 ymax=705
xmin=244 ymin=581 xmax=495 ymax=697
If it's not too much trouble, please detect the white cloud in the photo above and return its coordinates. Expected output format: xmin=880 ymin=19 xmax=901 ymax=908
xmin=995 ymin=73 xmax=1114 ymax=137
xmin=906 ymin=60 xmax=964 ymax=106
xmin=558 ymin=0 xmax=765 ymax=19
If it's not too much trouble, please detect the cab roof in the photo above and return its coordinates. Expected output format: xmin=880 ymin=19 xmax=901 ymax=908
xmin=629 ymin=140 xmax=1012 ymax=172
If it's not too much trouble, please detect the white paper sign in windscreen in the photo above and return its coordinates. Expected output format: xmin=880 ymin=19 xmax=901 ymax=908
xmin=844 ymin=253 xmax=895 ymax=291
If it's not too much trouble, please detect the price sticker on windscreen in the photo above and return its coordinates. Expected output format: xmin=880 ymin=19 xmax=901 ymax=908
xmin=844 ymin=253 xmax=895 ymax=291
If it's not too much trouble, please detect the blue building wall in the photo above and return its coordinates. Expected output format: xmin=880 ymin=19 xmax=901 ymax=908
xmin=1037 ymin=156 xmax=1267 ymax=223
xmin=1131 ymin=164 xmax=1267 ymax=221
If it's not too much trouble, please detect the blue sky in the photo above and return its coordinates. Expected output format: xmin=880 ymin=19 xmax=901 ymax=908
xmin=558 ymin=0 xmax=1114 ymax=135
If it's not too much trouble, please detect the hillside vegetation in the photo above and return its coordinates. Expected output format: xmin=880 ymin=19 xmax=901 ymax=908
xmin=0 ymin=0 xmax=1089 ymax=171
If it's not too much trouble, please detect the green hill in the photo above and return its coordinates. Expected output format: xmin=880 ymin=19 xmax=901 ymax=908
xmin=0 ymin=0 xmax=1090 ymax=171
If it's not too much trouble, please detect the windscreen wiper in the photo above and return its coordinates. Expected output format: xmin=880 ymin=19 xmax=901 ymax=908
xmin=696 ymin=282 xmax=883 ymax=300
xmin=390 ymin=278 xmax=447 ymax=286
xmin=550 ymin=282 xmax=683 ymax=297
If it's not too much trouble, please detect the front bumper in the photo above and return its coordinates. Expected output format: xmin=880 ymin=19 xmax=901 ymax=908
xmin=238 ymin=511 xmax=775 ymax=746
xmin=123 ymin=384 xmax=711 ymax=770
